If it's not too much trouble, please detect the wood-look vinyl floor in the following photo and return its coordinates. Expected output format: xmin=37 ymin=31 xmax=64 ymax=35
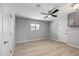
xmin=13 ymin=39 xmax=79 ymax=56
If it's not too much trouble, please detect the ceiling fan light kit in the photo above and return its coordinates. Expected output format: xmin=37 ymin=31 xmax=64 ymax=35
xmin=41 ymin=8 xmax=59 ymax=19
xmin=48 ymin=15 xmax=51 ymax=17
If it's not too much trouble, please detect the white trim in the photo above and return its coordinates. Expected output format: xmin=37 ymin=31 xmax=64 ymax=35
xmin=50 ymin=38 xmax=67 ymax=43
xmin=55 ymin=39 xmax=67 ymax=44
xmin=50 ymin=38 xmax=79 ymax=49
xmin=56 ymin=39 xmax=79 ymax=49
xmin=67 ymin=43 xmax=79 ymax=48
xmin=49 ymin=38 xmax=58 ymax=41
xmin=50 ymin=39 xmax=67 ymax=44
xmin=16 ymin=38 xmax=49 ymax=43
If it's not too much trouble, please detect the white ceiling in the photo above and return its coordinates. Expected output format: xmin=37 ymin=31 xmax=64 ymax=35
xmin=7 ymin=3 xmax=74 ymax=21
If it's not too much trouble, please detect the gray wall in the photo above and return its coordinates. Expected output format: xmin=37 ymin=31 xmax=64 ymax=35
xmin=15 ymin=17 xmax=49 ymax=43
xmin=68 ymin=27 xmax=79 ymax=47
xmin=49 ymin=20 xmax=59 ymax=40
xmin=49 ymin=12 xmax=79 ymax=47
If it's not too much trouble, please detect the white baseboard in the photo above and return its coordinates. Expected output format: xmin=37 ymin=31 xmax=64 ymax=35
xmin=50 ymin=38 xmax=79 ymax=49
xmin=16 ymin=38 xmax=49 ymax=43
xmin=56 ymin=40 xmax=79 ymax=49
xmin=50 ymin=38 xmax=67 ymax=43
xmin=67 ymin=43 xmax=79 ymax=48
xmin=55 ymin=40 xmax=67 ymax=44
xmin=49 ymin=38 xmax=58 ymax=41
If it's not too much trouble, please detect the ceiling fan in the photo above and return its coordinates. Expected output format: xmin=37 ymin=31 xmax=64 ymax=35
xmin=41 ymin=9 xmax=59 ymax=18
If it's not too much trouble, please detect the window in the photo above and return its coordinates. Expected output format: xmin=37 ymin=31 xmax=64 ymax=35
xmin=36 ymin=24 xmax=40 ymax=30
xmin=31 ymin=24 xmax=35 ymax=31
xmin=30 ymin=23 xmax=40 ymax=31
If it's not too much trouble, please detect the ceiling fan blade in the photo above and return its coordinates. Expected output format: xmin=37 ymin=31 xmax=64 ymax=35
xmin=52 ymin=9 xmax=59 ymax=14
xmin=51 ymin=15 xmax=57 ymax=17
xmin=48 ymin=7 xmax=56 ymax=13
xmin=41 ymin=12 xmax=48 ymax=15
xmin=44 ymin=16 xmax=48 ymax=18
